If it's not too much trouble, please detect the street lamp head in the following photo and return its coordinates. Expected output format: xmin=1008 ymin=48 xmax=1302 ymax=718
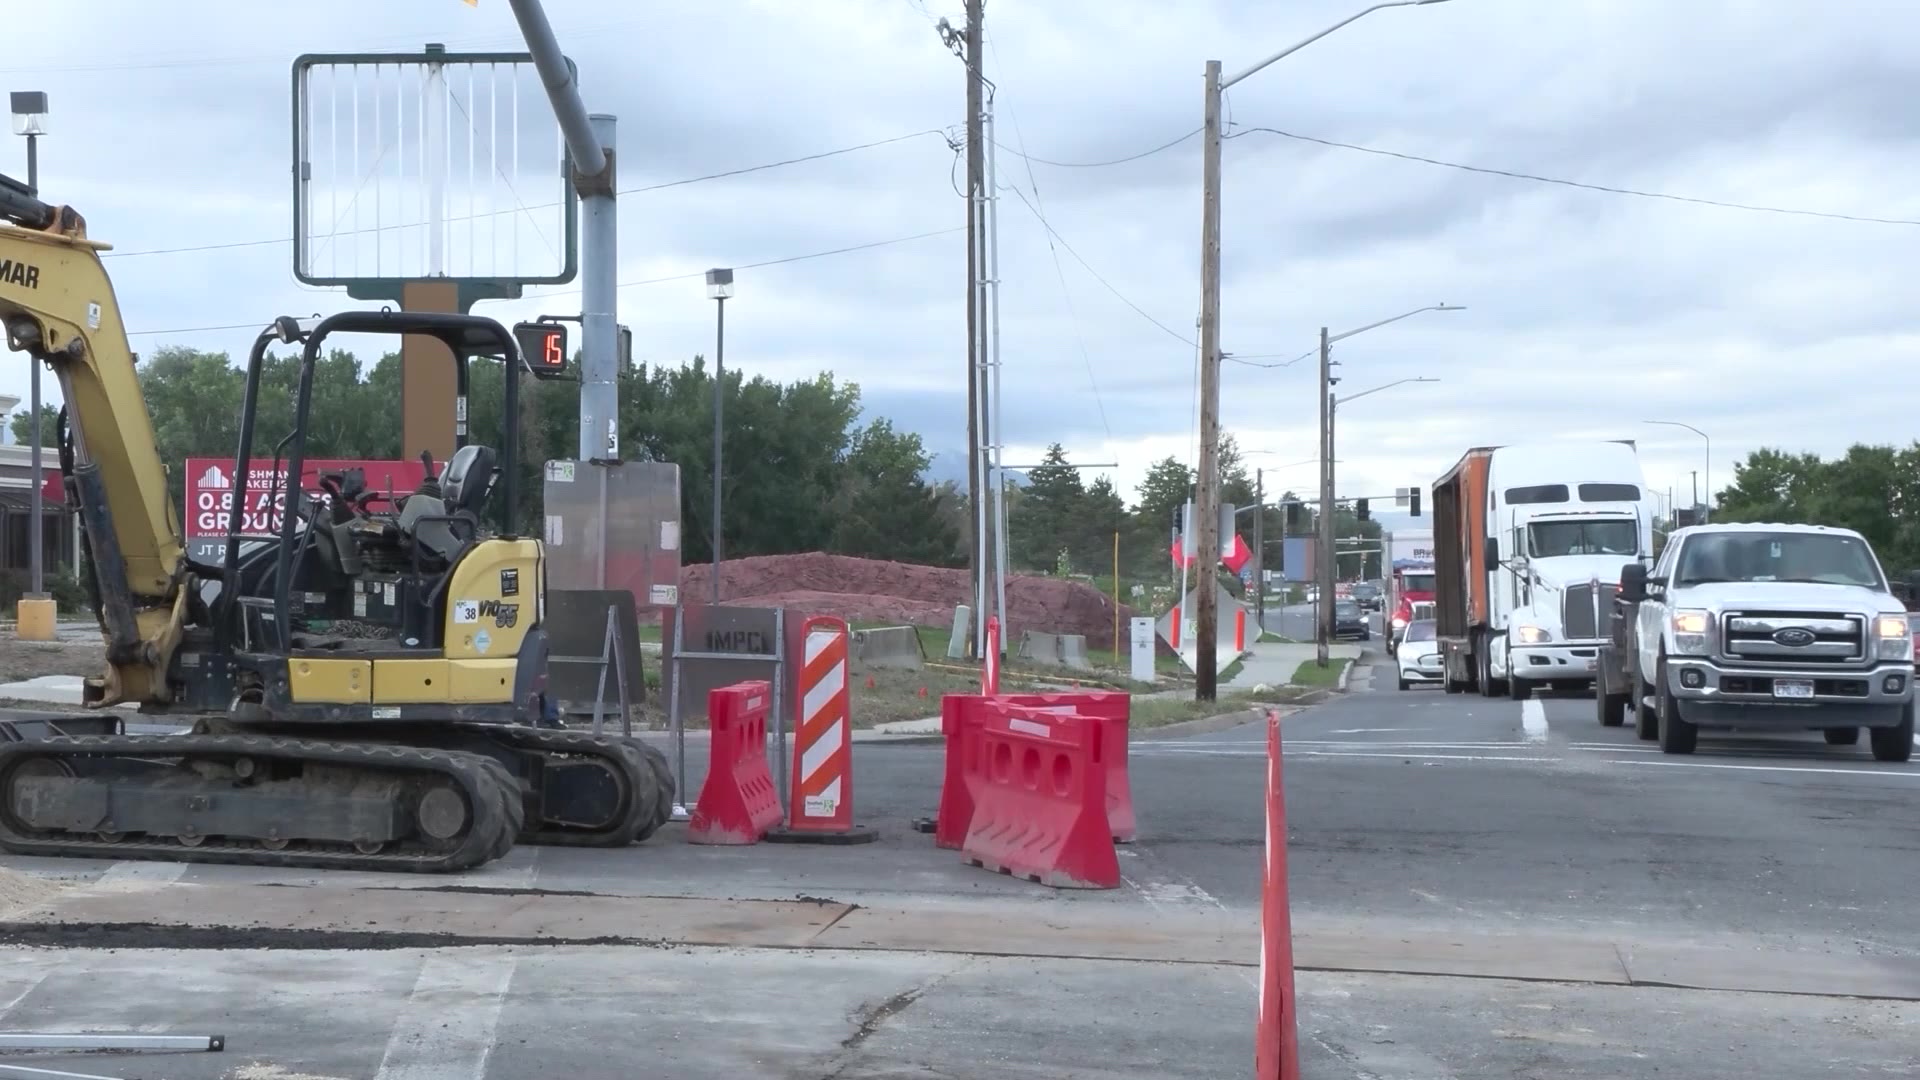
xmin=9 ymin=92 xmax=47 ymax=137
xmin=705 ymin=267 xmax=735 ymax=301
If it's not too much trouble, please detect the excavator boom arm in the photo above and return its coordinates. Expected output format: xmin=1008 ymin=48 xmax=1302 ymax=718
xmin=0 ymin=174 xmax=188 ymax=703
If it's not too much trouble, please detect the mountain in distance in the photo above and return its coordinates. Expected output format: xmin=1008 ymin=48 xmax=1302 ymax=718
xmin=923 ymin=449 xmax=1029 ymax=489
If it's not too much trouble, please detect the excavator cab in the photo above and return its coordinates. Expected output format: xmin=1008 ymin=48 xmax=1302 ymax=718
xmin=185 ymin=309 xmax=546 ymax=727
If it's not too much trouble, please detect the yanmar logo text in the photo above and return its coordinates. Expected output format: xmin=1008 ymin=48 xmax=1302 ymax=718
xmin=0 ymin=259 xmax=41 ymax=289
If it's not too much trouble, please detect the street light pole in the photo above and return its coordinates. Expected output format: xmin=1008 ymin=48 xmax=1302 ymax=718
xmin=1644 ymin=419 xmax=1710 ymax=524
xmin=11 ymin=91 xmax=49 ymax=637
xmin=1322 ymin=375 xmax=1441 ymax=664
xmin=1193 ymin=1 xmax=1453 ymax=700
xmin=706 ymin=268 xmax=735 ymax=603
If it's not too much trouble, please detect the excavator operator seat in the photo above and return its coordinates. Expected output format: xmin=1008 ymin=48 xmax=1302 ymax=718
xmin=442 ymin=444 xmax=498 ymax=516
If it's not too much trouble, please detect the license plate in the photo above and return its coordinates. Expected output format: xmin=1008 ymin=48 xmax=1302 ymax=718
xmin=1773 ymin=679 xmax=1814 ymax=700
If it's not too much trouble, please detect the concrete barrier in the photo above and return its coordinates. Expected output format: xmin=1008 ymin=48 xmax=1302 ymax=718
xmin=1018 ymin=630 xmax=1064 ymax=665
xmin=851 ymin=625 xmax=926 ymax=670
xmin=948 ymin=605 xmax=971 ymax=659
xmin=1059 ymin=635 xmax=1094 ymax=671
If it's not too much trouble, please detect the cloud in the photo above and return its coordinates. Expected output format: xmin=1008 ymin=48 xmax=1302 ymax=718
xmin=5 ymin=0 xmax=1917 ymax=527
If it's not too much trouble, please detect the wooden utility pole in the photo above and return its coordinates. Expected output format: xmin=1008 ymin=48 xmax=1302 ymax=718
xmin=963 ymin=0 xmax=985 ymax=659
xmin=1193 ymin=59 xmax=1224 ymax=701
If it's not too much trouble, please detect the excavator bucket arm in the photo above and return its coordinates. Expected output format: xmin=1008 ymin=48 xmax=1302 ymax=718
xmin=0 ymin=173 xmax=187 ymax=707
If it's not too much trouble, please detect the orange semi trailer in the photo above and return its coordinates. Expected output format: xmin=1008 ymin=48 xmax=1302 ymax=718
xmin=1432 ymin=447 xmax=1496 ymax=693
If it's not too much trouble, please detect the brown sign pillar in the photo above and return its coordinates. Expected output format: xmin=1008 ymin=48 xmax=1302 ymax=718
xmin=400 ymin=280 xmax=462 ymax=463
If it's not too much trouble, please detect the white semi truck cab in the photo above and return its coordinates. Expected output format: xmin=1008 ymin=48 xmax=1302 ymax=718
xmin=1492 ymin=510 xmax=1645 ymax=697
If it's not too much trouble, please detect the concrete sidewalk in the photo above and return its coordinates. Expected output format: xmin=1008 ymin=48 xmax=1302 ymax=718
xmin=1226 ymin=640 xmax=1362 ymax=689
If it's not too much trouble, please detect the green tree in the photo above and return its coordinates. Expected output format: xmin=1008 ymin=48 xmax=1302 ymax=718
xmin=8 ymin=403 xmax=58 ymax=448
xmin=1216 ymin=432 xmax=1257 ymax=508
xmin=829 ymin=419 xmax=962 ymax=565
xmin=1009 ymin=443 xmax=1085 ymax=571
xmin=1716 ymin=443 xmax=1920 ymax=573
xmin=1715 ymin=448 xmax=1827 ymax=526
xmin=1071 ymin=474 xmax=1129 ymax=576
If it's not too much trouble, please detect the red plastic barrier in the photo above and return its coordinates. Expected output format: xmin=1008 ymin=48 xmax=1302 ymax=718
xmin=992 ymin=691 xmax=1136 ymax=843
xmin=960 ymin=704 xmax=1119 ymax=889
xmin=1235 ymin=608 xmax=1247 ymax=652
xmin=1255 ymin=708 xmax=1301 ymax=1078
xmin=934 ymin=693 xmax=981 ymax=850
xmin=688 ymin=680 xmax=782 ymax=845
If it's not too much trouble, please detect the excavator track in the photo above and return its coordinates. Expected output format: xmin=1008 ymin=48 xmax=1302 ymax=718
xmin=451 ymin=725 xmax=669 ymax=848
xmin=0 ymin=734 xmax=511 ymax=873
xmin=627 ymin=738 xmax=677 ymax=843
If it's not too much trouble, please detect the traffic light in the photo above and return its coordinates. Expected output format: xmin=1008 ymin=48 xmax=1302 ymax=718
xmin=513 ymin=320 xmax=570 ymax=380
xmin=1355 ymin=498 xmax=1370 ymax=521
xmin=1409 ymin=488 xmax=1422 ymax=517
xmin=1285 ymin=502 xmax=1306 ymax=532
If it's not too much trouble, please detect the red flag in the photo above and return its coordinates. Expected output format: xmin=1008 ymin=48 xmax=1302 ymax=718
xmin=1222 ymin=532 xmax=1253 ymax=574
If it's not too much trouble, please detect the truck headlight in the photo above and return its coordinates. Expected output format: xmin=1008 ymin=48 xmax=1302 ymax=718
xmin=1391 ymin=616 xmax=1407 ymax=629
xmin=1875 ymin=614 xmax=1912 ymax=661
xmin=1671 ymin=609 xmax=1711 ymax=655
xmin=1514 ymin=624 xmax=1551 ymax=644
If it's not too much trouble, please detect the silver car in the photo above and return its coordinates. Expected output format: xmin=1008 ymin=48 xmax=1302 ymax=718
xmin=1396 ymin=619 xmax=1442 ymax=690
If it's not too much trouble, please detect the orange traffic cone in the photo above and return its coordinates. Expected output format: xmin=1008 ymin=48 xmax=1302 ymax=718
xmin=865 ymin=675 xmax=876 ymax=689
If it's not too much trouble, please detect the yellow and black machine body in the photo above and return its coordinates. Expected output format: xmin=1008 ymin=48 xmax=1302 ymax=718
xmin=0 ymin=174 xmax=671 ymax=872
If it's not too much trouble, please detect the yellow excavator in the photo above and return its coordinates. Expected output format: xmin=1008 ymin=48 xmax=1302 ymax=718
xmin=0 ymin=172 xmax=672 ymax=871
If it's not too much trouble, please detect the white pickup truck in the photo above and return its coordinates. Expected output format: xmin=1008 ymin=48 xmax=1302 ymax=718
xmin=1594 ymin=522 xmax=1915 ymax=760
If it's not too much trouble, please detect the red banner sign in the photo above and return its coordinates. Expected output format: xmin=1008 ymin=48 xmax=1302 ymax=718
xmin=183 ymin=456 xmax=427 ymax=560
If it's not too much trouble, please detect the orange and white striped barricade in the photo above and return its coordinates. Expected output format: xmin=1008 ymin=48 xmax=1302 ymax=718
xmin=983 ymin=615 xmax=1001 ymax=694
xmin=767 ymin=614 xmax=875 ymax=844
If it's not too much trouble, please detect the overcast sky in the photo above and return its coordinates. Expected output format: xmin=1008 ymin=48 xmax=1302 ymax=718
xmin=5 ymin=0 xmax=1914 ymax=522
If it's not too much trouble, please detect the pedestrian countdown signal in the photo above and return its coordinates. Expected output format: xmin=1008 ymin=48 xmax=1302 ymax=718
xmin=513 ymin=321 xmax=570 ymax=380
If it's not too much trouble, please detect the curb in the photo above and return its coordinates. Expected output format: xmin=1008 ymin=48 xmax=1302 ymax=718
xmin=1134 ymin=707 xmax=1269 ymax=741
xmin=1336 ymin=661 xmax=1354 ymax=692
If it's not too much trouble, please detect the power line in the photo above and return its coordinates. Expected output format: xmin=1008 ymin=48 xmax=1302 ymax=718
xmin=1225 ymin=350 xmax=1314 ymax=370
xmin=1000 ymin=185 xmax=1195 ymax=349
xmin=103 ymin=130 xmax=950 ymax=260
xmin=986 ymin=33 xmax=1111 ymax=442
xmin=124 ymin=226 xmax=962 ymax=338
xmin=1228 ymin=125 xmax=1920 ymax=228
xmin=994 ymin=127 xmax=1200 ymax=168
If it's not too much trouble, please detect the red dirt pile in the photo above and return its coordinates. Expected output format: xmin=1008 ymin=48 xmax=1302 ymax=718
xmin=679 ymin=553 xmax=1138 ymax=651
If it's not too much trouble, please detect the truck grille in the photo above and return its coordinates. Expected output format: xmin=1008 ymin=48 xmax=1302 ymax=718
xmin=1561 ymin=583 xmax=1617 ymax=640
xmin=1721 ymin=611 xmax=1864 ymax=666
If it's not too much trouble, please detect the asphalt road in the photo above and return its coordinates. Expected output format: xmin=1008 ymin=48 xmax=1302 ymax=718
xmin=1134 ymin=663 xmax=1920 ymax=954
xmin=1261 ymin=600 xmax=1383 ymax=645
xmin=6 ymin=660 xmax=1920 ymax=1077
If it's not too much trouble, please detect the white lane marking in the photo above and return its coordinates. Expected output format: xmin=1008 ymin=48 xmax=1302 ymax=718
xmin=1521 ymin=698 xmax=1548 ymax=744
xmin=1612 ymin=759 xmax=1920 ymax=779
xmin=0 ymin=1063 xmax=132 ymax=1080
xmin=96 ymin=862 xmax=188 ymax=888
xmin=1121 ymin=846 xmax=1226 ymax=913
xmin=373 ymin=953 xmax=517 ymax=1080
xmin=1326 ymin=727 xmax=1436 ymax=735
xmin=1141 ymin=740 xmax=1523 ymax=749
xmin=1291 ymin=750 xmax=1557 ymax=763
xmin=0 ymin=963 xmax=56 ymax=1016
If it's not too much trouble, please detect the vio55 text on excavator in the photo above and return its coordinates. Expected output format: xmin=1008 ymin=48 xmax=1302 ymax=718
xmin=0 ymin=171 xmax=672 ymax=872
